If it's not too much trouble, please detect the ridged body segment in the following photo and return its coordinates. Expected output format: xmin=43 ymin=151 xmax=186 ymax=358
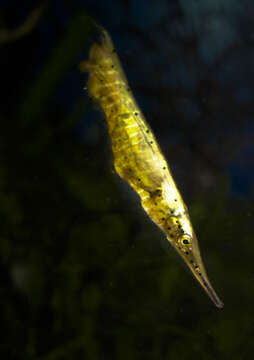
xmin=81 ymin=28 xmax=223 ymax=308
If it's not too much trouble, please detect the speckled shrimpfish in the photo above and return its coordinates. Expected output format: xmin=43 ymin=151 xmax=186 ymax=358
xmin=80 ymin=27 xmax=223 ymax=308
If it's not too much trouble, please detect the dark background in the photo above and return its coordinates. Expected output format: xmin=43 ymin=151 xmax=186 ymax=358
xmin=1 ymin=0 xmax=254 ymax=359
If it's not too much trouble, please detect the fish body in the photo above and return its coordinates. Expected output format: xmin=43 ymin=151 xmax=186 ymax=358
xmin=81 ymin=28 xmax=223 ymax=308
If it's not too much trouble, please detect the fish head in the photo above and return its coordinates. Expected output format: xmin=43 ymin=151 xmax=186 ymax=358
xmin=166 ymin=215 xmax=223 ymax=309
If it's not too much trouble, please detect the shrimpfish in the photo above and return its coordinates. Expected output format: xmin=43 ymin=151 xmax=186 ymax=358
xmin=80 ymin=27 xmax=223 ymax=308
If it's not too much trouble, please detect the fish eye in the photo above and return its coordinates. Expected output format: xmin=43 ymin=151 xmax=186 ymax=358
xmin=179 ymin=234 xmax=192 ymax=247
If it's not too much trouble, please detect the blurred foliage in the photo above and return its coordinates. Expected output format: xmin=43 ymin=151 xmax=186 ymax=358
xmin=0 ymin=1 xmax=254 ymax=360
xmin=0 ymin=2 xmax=45 ymax=44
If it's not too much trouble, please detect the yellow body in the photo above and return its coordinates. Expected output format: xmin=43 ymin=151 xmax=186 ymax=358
xmin=81 ymin=28 xmax=223 ymax=308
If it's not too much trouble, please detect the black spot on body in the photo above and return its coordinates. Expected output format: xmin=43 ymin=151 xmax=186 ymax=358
xmin=149 ymin=189 xmax=162 ymax=198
